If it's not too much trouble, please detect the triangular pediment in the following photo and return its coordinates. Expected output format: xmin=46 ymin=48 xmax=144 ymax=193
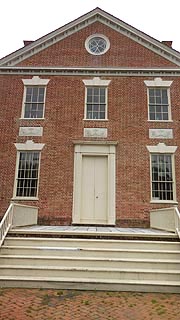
xmin=1 ymin=7 xmax=180 ymax=67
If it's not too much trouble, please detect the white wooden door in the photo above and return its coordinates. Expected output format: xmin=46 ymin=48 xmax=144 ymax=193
xmin=81 ymin=155 xmax=108 ymax=224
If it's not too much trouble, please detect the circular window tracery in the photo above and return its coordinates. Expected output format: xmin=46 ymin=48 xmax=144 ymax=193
xmin=85 ymin=34 xmax=110 ymax=55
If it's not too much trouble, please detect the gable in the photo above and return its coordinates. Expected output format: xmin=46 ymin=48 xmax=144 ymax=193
xmin=0 ymin=7 xmax=180 ymax=68
xmin=13 ymin=21 xmax=177 ymax=68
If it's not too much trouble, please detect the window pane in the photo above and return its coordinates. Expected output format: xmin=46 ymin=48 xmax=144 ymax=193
xmin=87 ymin=104 xmax=92 ymax=112
xmin=93 ymin=112 xmax=98 ymax=119
xmin=156 ymin=105 xmax=161 ymax=113
xmin=39 ymin=87 xmax=45 ymax=95
xmin=38 ymin=103 xmax=43 ymax=111
xmin=31 ymin=103 xmax=37 ymax=111
xmin=87 ymin=95 xmax=92 ymax=103
xmin=26 ymin=87 xmax=32 ymax=95
xmin=163 ymin=105 xmax=168 ymax=113
xmin=100 ymin=104 xmax=105 ymax=112
xmin=87 ymin=88 xmax=92 ymax=96
xmin=94 ymin=88 xmax=99 ymax=96
xmin=149 ymin=96 xmax=155 ymax=104
xmin=32 ymin=87 xmax=38 ymax=102
xmin=39 ymin=93 xmax=44 ymax=102
xmin=94 ymin=95 xmax=99 ymax=103
xmin=100 ymin=95 xmax=105 ymax=103
xmin=156 ymin=96 xmax=161 ymax=104
xmin=87 ymin=112 xmax=92 ymax=119
xmin=162 ymin=89 xmax=168 ymax=100
xmin=149 ymin=89 xmax=154 ymax=96
xmin=156 ymin=113 xmax=162 ymax=120
xmin=100 ymin=112 xmax=105 ymax=119
xmin=149 ymin=112 xmax=155 ymax=120
xmin=162 ymin=113 xmax=168 ymax=120
xmin=26 ymin=93 xmax=31 ymax=102
xmin=24 ymin=104 xmax=31 ymax=118
xmin=162 ymin=95 xmax=168 ymax=104
xmin=36 ymin=110 xmax=43 ymax=118
xmin=149 ymin=105 xmax=155 ymax=113
xmin=100 ymin=87 xmax=105 ymax=95
xmin=94 ymin=104 xmax=99 ymax=112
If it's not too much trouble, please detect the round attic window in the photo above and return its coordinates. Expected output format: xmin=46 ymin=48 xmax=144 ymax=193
xmin=85 ymin=34 xmax=110 ymax=55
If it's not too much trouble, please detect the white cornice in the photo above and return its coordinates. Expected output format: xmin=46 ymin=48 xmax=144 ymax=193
xmin=0 ymin=8 xmax=180 ymax=67
xmin=1 ymin=66 xmax=180 ymax=77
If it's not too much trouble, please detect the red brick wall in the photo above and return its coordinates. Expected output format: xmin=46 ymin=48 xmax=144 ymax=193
xmin=1 ymin=73 xmax=180 ymax=227
xmin=17 ymin=22 xmax=177 ymax=68
xmin=1 ymin=21 xmax=180 ymax=226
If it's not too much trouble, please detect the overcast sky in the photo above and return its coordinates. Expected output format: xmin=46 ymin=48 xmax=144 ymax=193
xmin=1 ymin=0 xmax=180 ymax=59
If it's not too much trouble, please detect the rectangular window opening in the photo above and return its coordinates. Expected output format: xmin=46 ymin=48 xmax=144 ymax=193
xmin=151 ymin=154 xmax=174 ymax=201
xmin=23 ymin=86 xmax=45 ymax=119
xmin=148 ymin=88 xmax=170 ymax=121
xmin=16 ymin=151 xmax=40 ymax=198
xmin=86 ymin=87 xmax=106 ymax=120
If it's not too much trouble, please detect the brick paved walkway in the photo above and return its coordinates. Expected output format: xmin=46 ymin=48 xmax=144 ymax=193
xmin=0 ymin=288 xmax=179 ymax=320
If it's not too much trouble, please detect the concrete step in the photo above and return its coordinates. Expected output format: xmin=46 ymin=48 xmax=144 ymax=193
xmin=0 ymin=276 xmax=180 ymax=293
xmin=4 ymin=237 xmax=180 ymax=251
xmin=0 ymin=265 xmax=179 ymax=281
xmin=1 ymin=232 xmax=179 ymax=293
xmin=1 ymin=245 xmax=180 ymax=259
xmin=0 ymin=255 xmax=180 ymax=270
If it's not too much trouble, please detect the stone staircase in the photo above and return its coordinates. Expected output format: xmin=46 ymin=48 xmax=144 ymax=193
xmin=0 ymin=232 xmax=180 ymax=293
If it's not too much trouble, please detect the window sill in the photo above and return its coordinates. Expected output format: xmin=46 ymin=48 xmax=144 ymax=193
xmin=147 ymin=120 xmax=173 ymax=123
xmin=150 ymin=200 xmax=178 ymax=204
xmin=20 ymin=118 xmax=45 ymax=120
xmin=11 ymin=197 xmax=39 ymax=201
xmin=83 ymin=119 xmax=108 ymax=121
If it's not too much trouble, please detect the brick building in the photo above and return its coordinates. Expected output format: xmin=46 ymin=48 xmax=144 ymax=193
xmin=1 ymin=7 xmax=180 ymax=228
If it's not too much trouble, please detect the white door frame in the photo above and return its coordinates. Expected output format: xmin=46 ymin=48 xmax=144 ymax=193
xmin=72 ymin=142 xmax=116 ymax=225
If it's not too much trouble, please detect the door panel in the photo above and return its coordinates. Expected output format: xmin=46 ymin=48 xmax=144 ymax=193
xmin=81 ymin=156 xmax=95 ymax=220
xmin=81 ymin=155 xmax=108 ymax=223
xmin=94 ymin=156 xmax=108 ymax=220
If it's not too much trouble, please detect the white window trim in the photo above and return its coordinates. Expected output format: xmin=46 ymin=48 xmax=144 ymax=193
xmin=146 ymin=143 xmax=178 ymax=204
xmin=21 ymin=76 xmax=50 ymax=119
xmin=83 ymin=77 xmax=111 ymax=121
xmin=147 ymin=87 xmax=172 ymax=122
xmin=83 ymin=77 xmax=111 ymax=87
xmin=146 ymin=143 xmax=177 ymax=154
xmin=22 ymin=76 xmax=50 ymax=86
xmin=14 ymin=140 xmax=45 ymax=151
xmin=13 ymin=140 xmax=45 ymax=200
xmin=144 ymin=77 xmax=173 ymax=122
xmin=144 ymin=78 xmax=173 ymax=88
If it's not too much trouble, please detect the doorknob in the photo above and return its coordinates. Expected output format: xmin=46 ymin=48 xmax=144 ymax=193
xmin=96 ymin=196 xmax=98 ymax=199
